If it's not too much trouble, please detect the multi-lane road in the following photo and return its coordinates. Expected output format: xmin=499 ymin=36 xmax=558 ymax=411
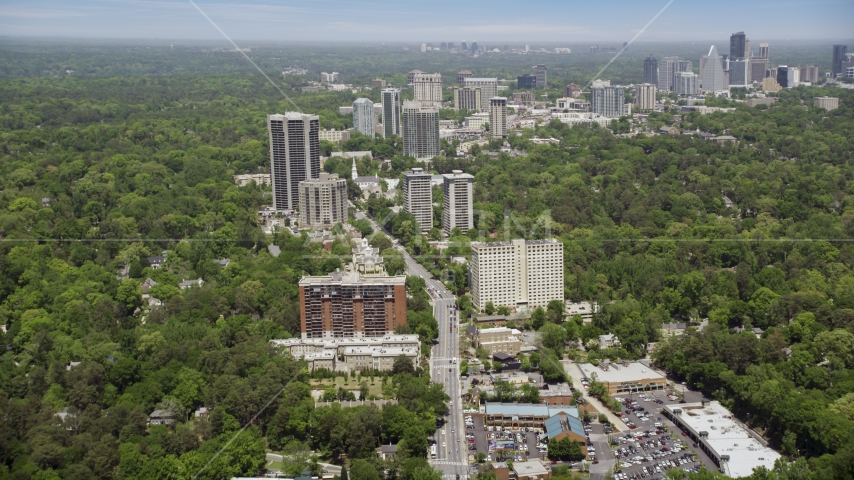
xmin=354 ymin=208 xmax=467 ymax=478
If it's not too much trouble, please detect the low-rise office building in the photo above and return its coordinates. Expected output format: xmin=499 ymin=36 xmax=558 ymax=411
xmin=484 ymin=403 xmax=580 ymax=430
xmin=578 ymin=362 xmax=666 ymax=395
xmin=272 ymin=334 xmax=420 ymax=372
xmin=472 ymin=327 xmax=522 ymax=355
xmin=663 ymin=401 xmax=781 ymax=478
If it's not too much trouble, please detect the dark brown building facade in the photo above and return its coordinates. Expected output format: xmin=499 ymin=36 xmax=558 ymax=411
xmin=299 ymin=272 xmax=407 ymax=339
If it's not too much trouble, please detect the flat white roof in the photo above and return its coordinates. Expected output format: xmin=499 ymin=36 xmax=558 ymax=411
xmin=512 ymin=460 xmax=549 ymax=477
xmin=665 ymin=401 xmax=780 ymax=478
xmin=578 ymin=362 xmax=665 ymax=383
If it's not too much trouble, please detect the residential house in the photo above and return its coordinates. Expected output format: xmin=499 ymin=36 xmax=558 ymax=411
xmin=179 ymin=278 xmax=204 ymax=290
xmin=148 ymin=409 xmax=176 ymax=426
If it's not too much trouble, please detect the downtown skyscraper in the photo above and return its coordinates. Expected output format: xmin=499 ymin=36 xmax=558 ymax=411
xmin=643 ymin=54 xmax=658 ymax=85
xmin=700 ymin=45 xmax=726 ymax=93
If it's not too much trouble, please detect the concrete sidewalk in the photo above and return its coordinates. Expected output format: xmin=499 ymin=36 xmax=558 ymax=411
xmin=561 ymin=360 xmax=629 ymax=432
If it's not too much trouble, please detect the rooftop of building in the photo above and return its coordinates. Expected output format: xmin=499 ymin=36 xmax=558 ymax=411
xmin=471 ymin=238 xmax=561 ymax=248
xmin=465 ymin=77 xmax=498 ymax=82
xmin=578 ymin=362 xmax=665 ymax=383
xmin=512 ymin=460 xmax=550 ymax=477
xmin=343 ymin=346 xmax=419 ymax=356
xmin=442 ymin=170 xmax=475 ymax=179
xmin=268 ymin=112 xmax=318 ymax=121
xmin=271 ymin=334 xmax=420 ymax=346
xmin=299 ymin=270 xmax=406 ymax=286
xmin=485 ymin=402 xmax=579 ymax=418
xmin=664 ymin=401 xmax=781 ymax=478
xmin=545 ymin=413 xmax=585 ymax=440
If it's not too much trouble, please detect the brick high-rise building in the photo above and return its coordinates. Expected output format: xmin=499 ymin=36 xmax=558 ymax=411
xmin=298 ymin=271 xmax=407 ymax=339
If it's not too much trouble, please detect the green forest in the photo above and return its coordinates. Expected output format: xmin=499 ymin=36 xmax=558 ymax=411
xmin=1 ymin=41 xmax=853 ymax=479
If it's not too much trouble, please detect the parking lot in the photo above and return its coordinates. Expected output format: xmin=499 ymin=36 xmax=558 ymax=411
xmin=464 ymin=415 xmax=546 ymax=464
xmin=608 ymin=391 xmax=721 ymax=479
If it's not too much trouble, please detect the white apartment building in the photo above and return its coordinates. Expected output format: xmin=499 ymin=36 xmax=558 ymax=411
xmin=442 ymin=170 xmax=474 ymax=235
xmin=233 ymin=173 xmax=272 ymax=187
xmin=401 ymin=100 xmax=440 ymax=159
xmin=271 ymin=334 xmax=420 ymax=372
xmin=814 ymin=96 xmax=839 ymax=111
xmin=454 ymin=86 xmax=482 ymax=111
xmin=674 ymin=72 xmax=699 ymax=96
xmin=413 ymin=73 xmax=443 ymax=102
xmin=470 ymin=238 xmax=564 ymax=312
xmin=635 ymin=84 xmax=656 ymax=111
xmin=298 ymin=173 xmax=347 ymax=228
xmin=590 ymin=86 xmax=630 ymax=118
xmin=465 ymin=112 xmax=490 ymax=129
xmin=320 ymin=72 xmax=339 ymax=83
xmin=489 ymin=97 xmax=508 ymax=138
xmin=352 ymin=98 xmax=375 ymax=138
xmin=464 ymin=78 xmax=498 ymax=111
xmin=318 ymin=129 xmax=351 ymax=143
xmin=403 ymin=167 xmax=433 ymax=232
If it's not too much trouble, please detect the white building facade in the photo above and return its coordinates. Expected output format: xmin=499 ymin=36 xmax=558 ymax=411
xmin=470 ymin=239 xmax=564 ymax=312
xmin=403 ymin=167 xmax=434 ymax=232
xmin=442 ymin=170 xmax=474 ymax=235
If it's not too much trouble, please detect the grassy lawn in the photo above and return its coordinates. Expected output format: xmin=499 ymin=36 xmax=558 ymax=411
xmin=310 ymin=376 xmax=385 ymax=398
xmin=266 ymin=459 xmax=284 ymax=471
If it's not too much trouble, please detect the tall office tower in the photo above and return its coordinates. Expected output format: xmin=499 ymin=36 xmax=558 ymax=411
xmin=525 ymin=44 xmax=530 ymax=52
xmin=412 ymin=73 xmax=443 ymax=102
xmin=461 ymin=42 xmax=468 ymax=51
xmin=401 ymin=101 xmax=440 ymax=160
xmin=751 ymin=57 xmax=770 ymax=82
xmin=635 ymin=84 xmax=657 ymax=110
xmin=657 ymin=56 xmax=678 ymax=91
xmin=643 ymin=54 xmax=659 ymax=85
xmin=744 ymin=38 xmax=751 ymax=58
xmin=518 ymin=74 xmax=537 ymax=89
xmin=489 ymin=97 xmax=507 ymax=138
xmin=672 ymin=60 xmax=692 ymax=89
xmin=457 ymin=70 xmax=474 ymax=85
xmin=298 ymin=271 xmax=407 ymax=339
xmin=267 ymin=113 xmax=320 ymax=212
xmin=470 ymin=238 xmax=564 ymax=312
xmin=730 ymin=32 xmax=747 ymax=59
xmin=352 ymin=98 xmax=375 ymax=138
xmin=453 ymin=86 xmax=482 ymax=111
xmin=729 ymin=58 xmax=750 ymax=86
xmin=532 ymin=65 xmax=547 ymax=88
xmin=448 ymin=42 xmax=455 ymax=49
xmin=442 ymin=170 xmax=474 ymax=235
xmin=421 ymin=44 xmax=427 ymax=53
xmin=590 ymin=86 xmax=628 ymax=118
xmin=832 ymin=45 xmax=848 ymax=76
xmin=407 ymin=69 xmax=423 ymax=85
xmin=800 ymin=66 xmax=819 ymax=83
xmin=565 ymin=83 xmax=582 ymax=98
xmin=298 ymin=173 xmax=347 ymax=228
xmin=464 ymin=77 xmax=498 ymax=111
xmin=777 ymin=66 xmax=790 ymax=88
xmin=674 ymin=72 xmax=699 ymax=95
xmin=403 ymin=167 xmax=433 ymax=232
xmin=700 ymin=45 xmax=726 ymax=93
xmin=440 ymin=42 xmax=447 ymax=50
xmin=759 ymin=42 xmax=769 ymax=59
xmin=381 ymin=88 xmax=401 ymax=138
xmin=471 ymin=42 xmax=479 ymax=53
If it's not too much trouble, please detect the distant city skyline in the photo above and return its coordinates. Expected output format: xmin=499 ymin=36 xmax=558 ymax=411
xmin=1 ymin=0 xmax=852 ymax=42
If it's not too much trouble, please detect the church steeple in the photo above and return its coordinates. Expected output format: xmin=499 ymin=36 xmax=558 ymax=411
xmin=351 ymin=157 xmax=358 ymax=180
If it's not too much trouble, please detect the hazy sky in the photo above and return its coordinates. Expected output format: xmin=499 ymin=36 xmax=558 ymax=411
xmin=1 ymin=0 xmax=852 ymax=43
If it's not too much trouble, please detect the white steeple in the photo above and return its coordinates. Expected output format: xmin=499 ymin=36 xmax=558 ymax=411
xmin=351 ymin=157 xmax=358 ymax=180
